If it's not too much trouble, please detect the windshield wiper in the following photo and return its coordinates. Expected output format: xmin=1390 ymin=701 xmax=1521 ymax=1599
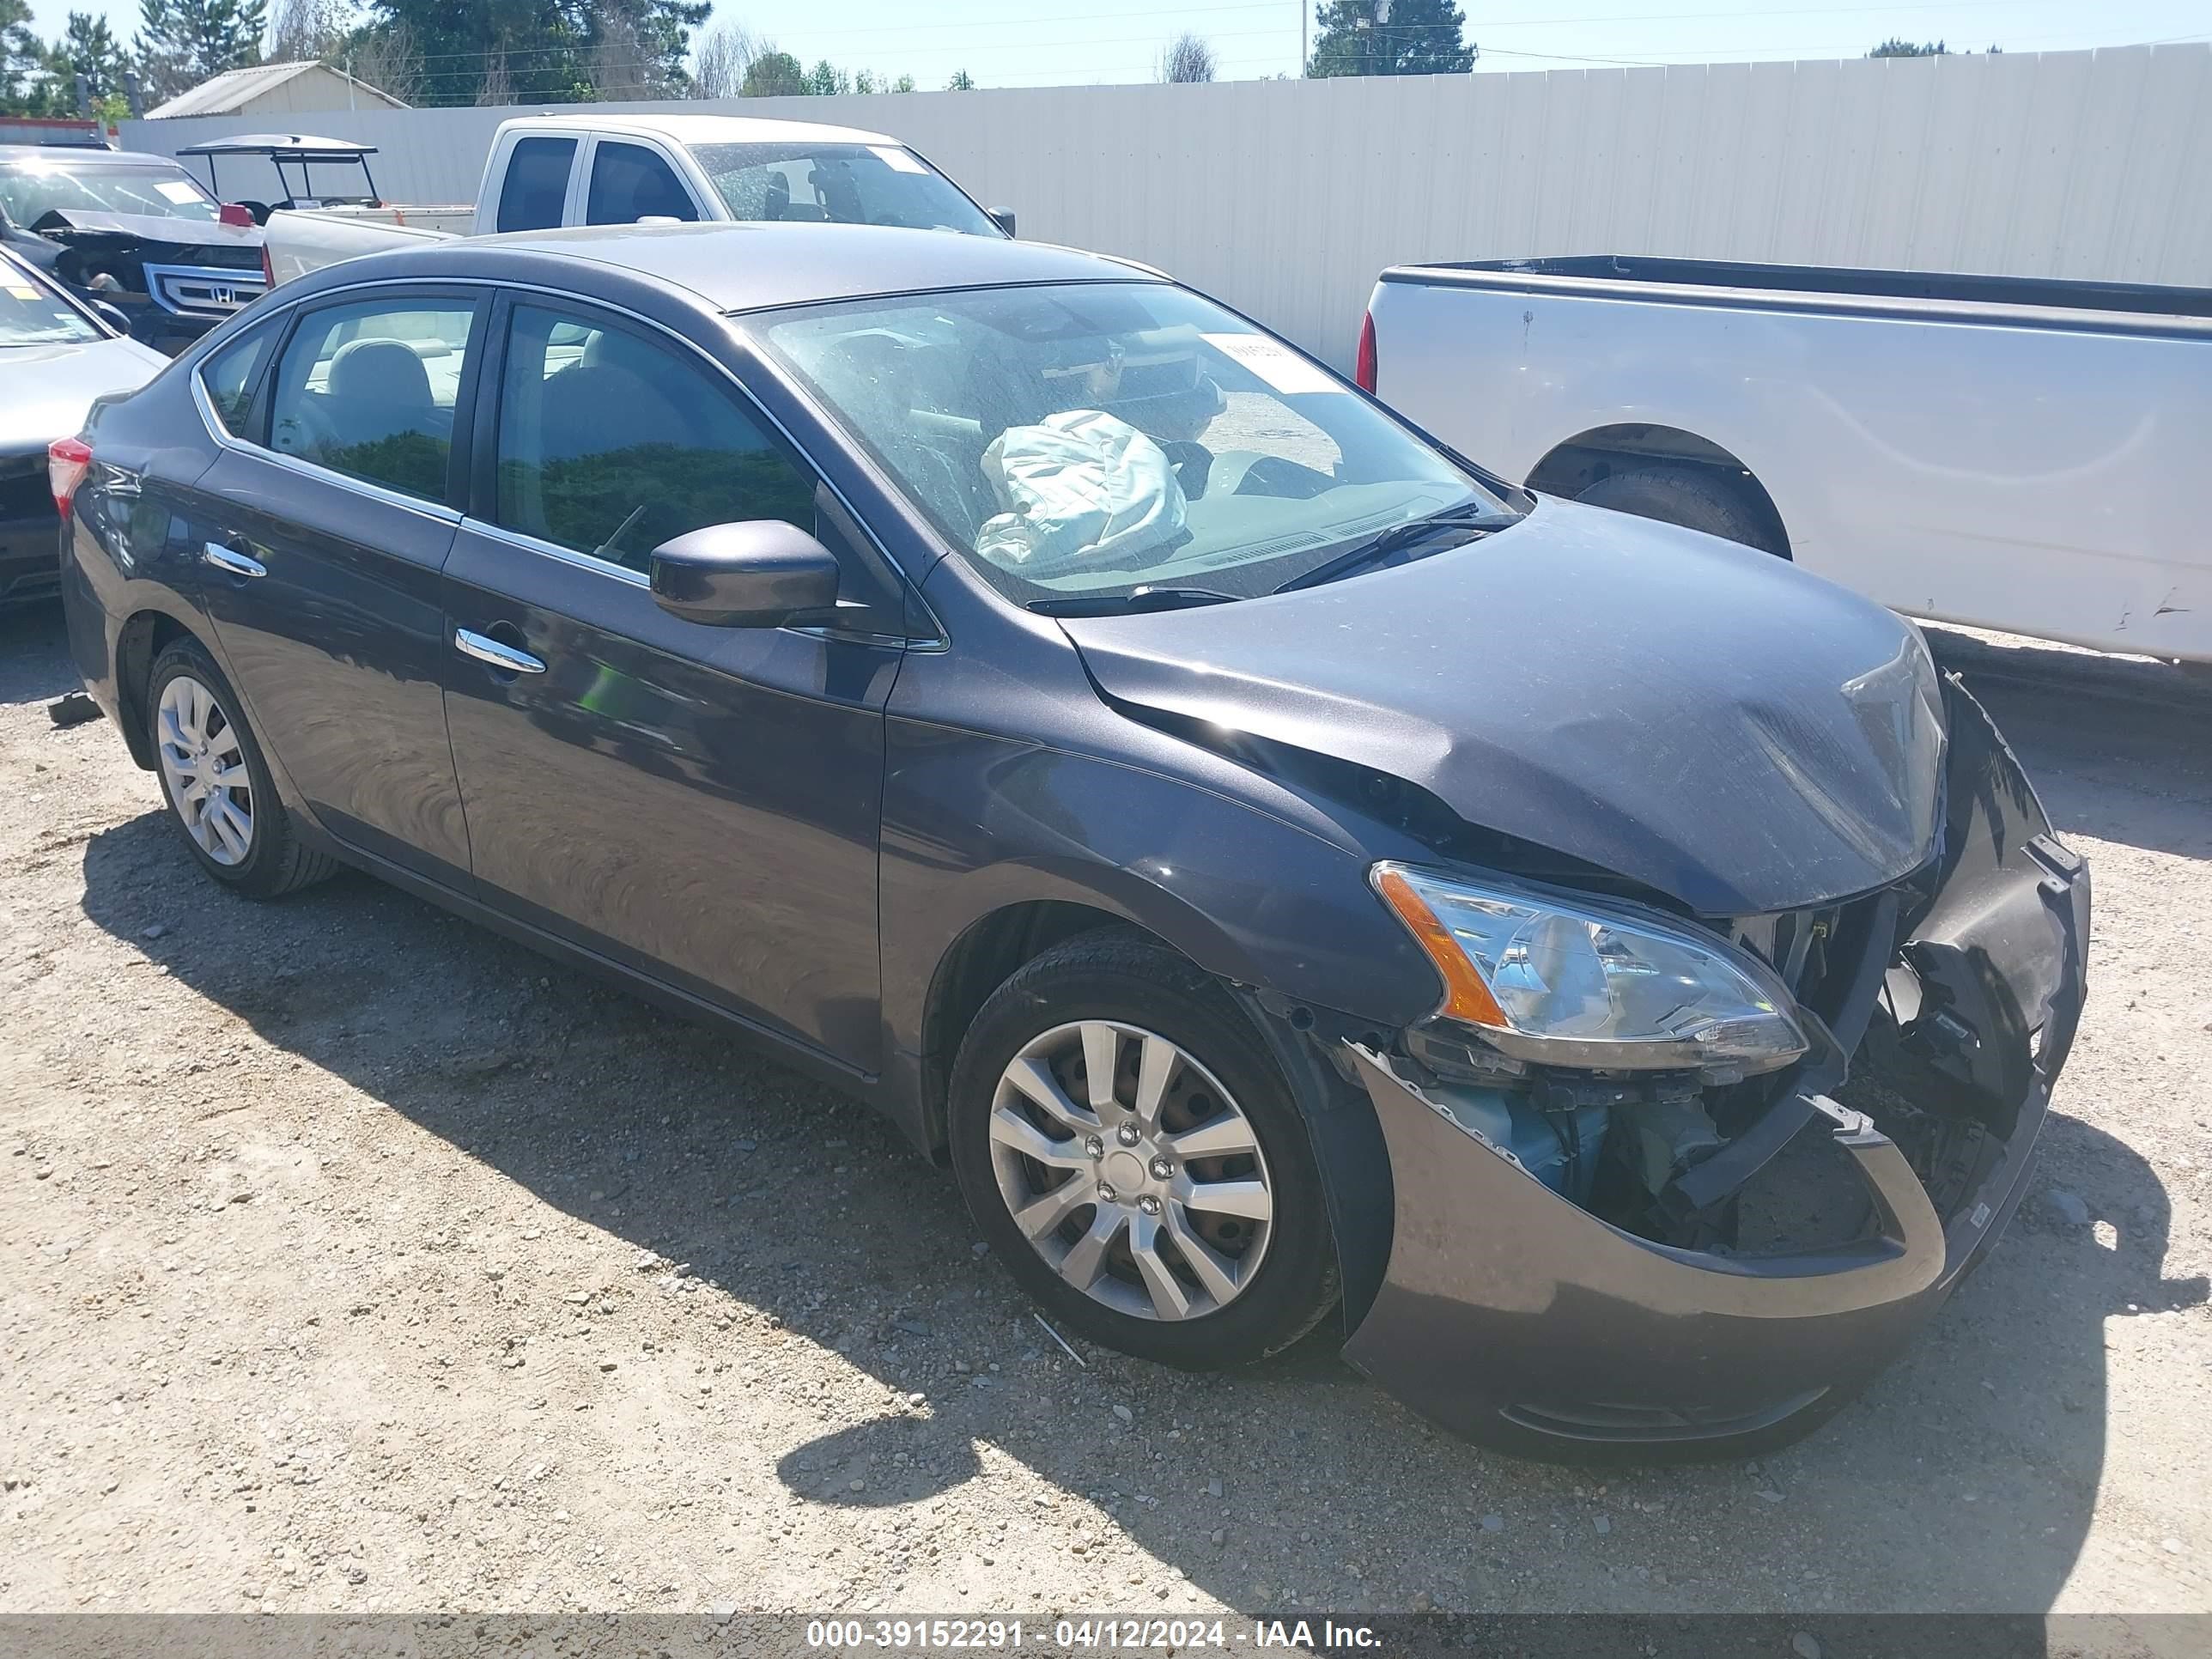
xmin=1272 ymin=506 xmax=1506 ymax=594
xmin=1027 ymin=585 xmax=1243 ymax=618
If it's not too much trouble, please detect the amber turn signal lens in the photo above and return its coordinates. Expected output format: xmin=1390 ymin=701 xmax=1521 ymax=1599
xmin=1373 ymin=866 xmax=1510 ymax=1029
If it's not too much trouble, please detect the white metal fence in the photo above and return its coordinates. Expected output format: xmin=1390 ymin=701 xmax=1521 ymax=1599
xmin=124 ymin=45 xmax=2212 ymax=369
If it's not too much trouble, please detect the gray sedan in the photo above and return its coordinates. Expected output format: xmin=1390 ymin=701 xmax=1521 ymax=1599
xmin=53 ymin=223 xmax=2087 ymax=1458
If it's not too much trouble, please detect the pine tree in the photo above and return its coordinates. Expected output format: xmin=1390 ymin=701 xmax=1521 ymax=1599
xmin=134 ymin=0 xmax=269 ymax=104
xmin=1307 ymin=0 xmax=1474 ymax=78
xmin=2 ymin=0 xmax=64 ymax=114
xmin=738 ymin=49 xmax=805 ymax=98
xmin=58 ymin=11 xmax=129 ymax=101
xmin=361 ymin=1 xmax=707 ymax=107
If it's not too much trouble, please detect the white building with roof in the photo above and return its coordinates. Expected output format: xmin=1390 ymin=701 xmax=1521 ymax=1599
xmin=146 ymin=61 xmax=410 ymax=121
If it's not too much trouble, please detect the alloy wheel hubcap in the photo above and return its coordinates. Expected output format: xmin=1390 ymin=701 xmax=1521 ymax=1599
xmin=988 ymin=1020 xmax=1274 ymax=1322
xmin=155 ymin=675 xmax=253 ymax=866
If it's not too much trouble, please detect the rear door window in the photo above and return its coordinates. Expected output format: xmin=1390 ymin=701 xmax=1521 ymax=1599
xmin=583 ymin=142 xmax=702 ymax=226
xmin=266 ymin=296 xmax=479 ymax=501
xmin=495 ymin=137 xmax=576 ymax=233
xmin=199 ymin=319 xmax=277 ymax=435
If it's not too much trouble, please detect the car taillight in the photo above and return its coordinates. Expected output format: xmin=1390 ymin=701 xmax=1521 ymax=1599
xmin=49 ymin=436 xmax=93 ymax=516
xmin=261 ymin=244 xmax=275 ymax=288
xmin=218 ymin=202 xmax=255 ymax=228
xmin=1355 ymin=310 xmax=1378 ymax=394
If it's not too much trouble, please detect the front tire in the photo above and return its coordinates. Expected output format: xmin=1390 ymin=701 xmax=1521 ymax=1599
xmin=948 ymin=930 xmax=1339 ymax=1368
xmin=147 ymin=637 xmax=336 ymax=900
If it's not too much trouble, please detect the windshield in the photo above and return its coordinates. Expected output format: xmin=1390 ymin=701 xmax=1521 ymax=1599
xmin=0 ymin=264 xmax=102 ymax=345
xmin=0 ymin=162 xmax=218 ymax=227
xmin=688 ymin=142 xmax=1000 ymax=237
xmin=752 ymin=283 xmax=1512 ymax=604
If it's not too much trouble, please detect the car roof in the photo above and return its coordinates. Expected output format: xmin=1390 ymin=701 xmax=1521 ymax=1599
xmin=498 ymin=112 xmax=899 ymax=149
xmin=459 ymin=222 xmax=1164 ymax=313
xmin=0 ymin=144 xmax=187 ymax=168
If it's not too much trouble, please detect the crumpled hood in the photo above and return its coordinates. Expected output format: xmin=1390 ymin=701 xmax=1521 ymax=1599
xmin=33 ymin=209 xmax=264 ymax=253
xmin=0 ymin=335 xmax=167 ymax=454
xmin=1061 ymin=497 xmax=1945 ymax=915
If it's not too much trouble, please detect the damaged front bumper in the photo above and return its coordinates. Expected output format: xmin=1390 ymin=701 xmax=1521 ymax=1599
xmin=1338 ymin=678 xmax=2089 ymax=1456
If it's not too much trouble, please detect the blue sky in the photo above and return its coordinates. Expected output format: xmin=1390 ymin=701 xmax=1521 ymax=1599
xmin=30 ymin=1 xmax=2212 ymax=90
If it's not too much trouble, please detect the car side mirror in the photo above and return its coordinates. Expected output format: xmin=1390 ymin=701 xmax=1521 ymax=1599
xmin=648 ymin=520 xmax=842 ymax=628
xmin=91 ymin=299 xmax=131 ymax=333
xmin=988 ymin=206 xmax=1017 ymax=237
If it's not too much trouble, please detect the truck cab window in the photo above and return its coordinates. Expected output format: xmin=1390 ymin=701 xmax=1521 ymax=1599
xmin=584 ymin=143 xmax=700 ymax=226
xmin=495 ymin=137 xmax=577 ymax=233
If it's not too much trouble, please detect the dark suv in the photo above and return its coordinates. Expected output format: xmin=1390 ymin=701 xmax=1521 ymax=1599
xmin=0 ymin=144 xmax=266 ymax=353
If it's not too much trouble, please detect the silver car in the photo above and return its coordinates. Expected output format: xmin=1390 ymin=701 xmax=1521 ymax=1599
xmin=0 ymin=244 xmax=166 ymax=605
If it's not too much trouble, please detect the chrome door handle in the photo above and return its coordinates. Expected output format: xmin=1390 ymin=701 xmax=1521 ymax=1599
xmin=453 ymin=627 xmax=545 ymax=675
xmin=202 ymin=541 xmax=266 ymax=579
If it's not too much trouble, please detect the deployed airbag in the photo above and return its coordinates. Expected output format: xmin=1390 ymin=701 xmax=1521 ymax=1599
xmin=975 ymin=409 xmax=1188 ymax=571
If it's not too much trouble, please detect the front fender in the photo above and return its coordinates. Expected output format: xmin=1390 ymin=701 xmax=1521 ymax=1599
xmin=878 ymin=728 xmax=1440 ymax=1063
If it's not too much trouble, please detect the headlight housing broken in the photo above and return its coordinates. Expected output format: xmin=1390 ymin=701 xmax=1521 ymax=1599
xmin=1371 ymin=863 xmax=1810 ymax=1078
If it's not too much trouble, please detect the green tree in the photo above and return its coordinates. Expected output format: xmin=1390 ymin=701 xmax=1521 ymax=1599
xmin=2 ymin=0 xmax=64 ymax=113
xmin=1307 ymin=0 xmax=1473 ymax=78
xmin=738 ymin=48 xmax=805 ymax=96
xmin=57 ymin=10 xmax=129 ymax=102
xmin=359 ymin=1 xmax=707 ymax=108
xmin=268 ymin=0 xmax=349 ymax=63
xmin=1869 ymin=38 xmax=1948 ymax=57
xmin=803 ymin=58 xmax=848 ymax=96
xmin=134 ymin=0 xmax=268 ymax=104
xmin=945 ymin=67 xmax=974 ymax=90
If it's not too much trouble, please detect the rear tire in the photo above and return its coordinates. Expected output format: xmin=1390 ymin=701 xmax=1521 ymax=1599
xmin=948 ymin=929 xmax=1339 ymax=1369
xmin=147 ymin=638 xmax=337 ymax=900
xmin=1575 ymin=462 xmax=1786 ymax=556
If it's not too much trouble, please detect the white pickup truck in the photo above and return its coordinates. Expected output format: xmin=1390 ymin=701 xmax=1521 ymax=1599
xmin=252 ymin=112 xmax=1014 ymax=287
xmin=1360 ymin=255 xmax=2212 ymax=665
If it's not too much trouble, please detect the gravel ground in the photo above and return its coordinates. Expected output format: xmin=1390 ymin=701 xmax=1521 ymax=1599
xmin=2 ymin=602 xmax=2207 ymax=1618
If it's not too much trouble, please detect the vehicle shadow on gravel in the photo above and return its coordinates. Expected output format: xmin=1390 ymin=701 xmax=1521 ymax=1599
xmin=0 ymin=601 xmax=78 ymax=708
xmin=76 ymin=799 xmax=2203 ymax=1616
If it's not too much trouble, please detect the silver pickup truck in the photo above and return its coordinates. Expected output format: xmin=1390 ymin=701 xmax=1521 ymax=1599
xmin=253 ymin=112 xmax=1016 ymax=286
xmin=1362 ymin=255 xmax=2212 ymax=665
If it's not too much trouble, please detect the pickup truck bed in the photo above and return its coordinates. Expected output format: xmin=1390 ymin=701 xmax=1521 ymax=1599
xmin=1366 ymin=254 xmax=2212 ymax=663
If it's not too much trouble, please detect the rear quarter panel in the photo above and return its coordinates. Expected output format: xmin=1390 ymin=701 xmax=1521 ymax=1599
xmin=1370 ymin=277 xmax=2212 ymax=661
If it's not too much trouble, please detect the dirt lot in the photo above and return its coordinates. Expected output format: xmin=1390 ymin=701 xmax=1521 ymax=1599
xmin=2 ymin=602 xmax=2207 ymax=1619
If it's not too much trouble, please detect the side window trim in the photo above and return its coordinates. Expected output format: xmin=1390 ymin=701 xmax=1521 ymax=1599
xmin=458 ymin=513 xmax=651 ymax=589
xmin=243 ymin=282 xmax=490 ymax=515
xmin=564 ymin=136 xmax=597 ymax=226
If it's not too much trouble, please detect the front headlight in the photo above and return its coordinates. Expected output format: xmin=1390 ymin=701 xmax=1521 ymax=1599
xmin=1371 ymin=862 xmax=1810 ymax=1077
